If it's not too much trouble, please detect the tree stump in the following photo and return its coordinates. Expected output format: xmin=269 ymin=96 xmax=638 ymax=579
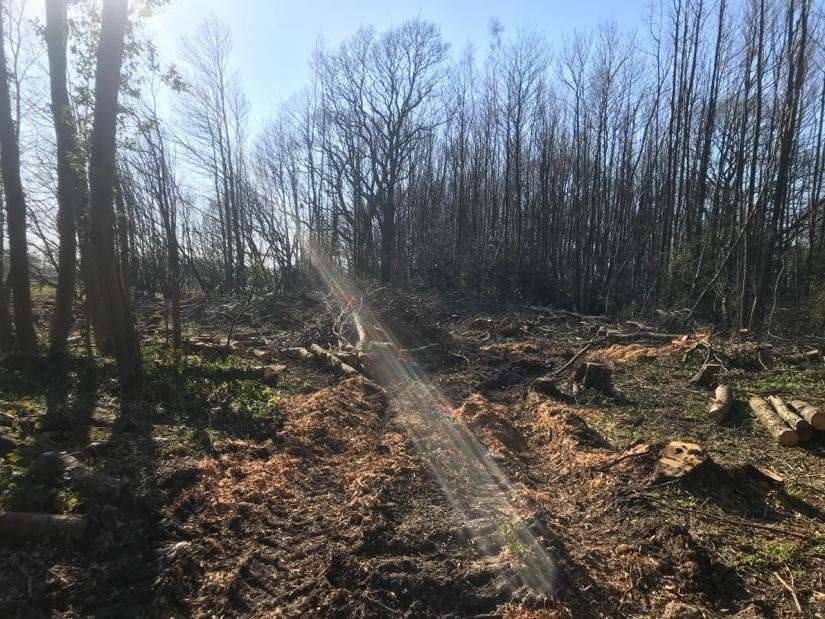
xmin=656 ymin=441 xmax=709 ymax=479
xmin=263 ymin=364 xmax=287 ymax=385
xmin=533 ymin=374 xmax=561 ymax=397
xmin=573 ymin=361 xmax=614 ymax=395
xmin=690 ymin=363 xmax=721 ymax=388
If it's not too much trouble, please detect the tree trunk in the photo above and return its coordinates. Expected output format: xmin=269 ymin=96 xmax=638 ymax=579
xmin=380 ymin=191 xmax=396 ymax=283
xmin=87 ymin=0 xmax=143 ymax=400
xmin=0 ymin=0 xmax=37 ymax=356
xmin=45 ymin=0 xmax=84 ymax=359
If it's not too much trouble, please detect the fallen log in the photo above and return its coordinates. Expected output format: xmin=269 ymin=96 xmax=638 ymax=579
xmin=708 ymin=385 xmax=733 ymax=422
xmin=284 ymin=346 xmax=313 ymax=360
xmin=309 ymin=344 xmax=360 ymax=376
xmin=0 ymin=432 xmax=16 ymax=457
xmin=0 ymin=512 xmax=86 ymax=544
xmin=767 ymin=396 xmax=813 ymax=442
xmin=804 ymin=349 xmax=823 ymax=362
xmin=749 ymin=397 xmax=798 ymax=447
xmin=35 ymin=452 xmax=125 ymax=501
xmin=789 ymin=400 xmax=825 ymax=431
xmin=690 ymin=363 xmax=722 ymax=388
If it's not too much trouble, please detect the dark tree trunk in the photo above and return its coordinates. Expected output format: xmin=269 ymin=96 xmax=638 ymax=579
xmin=45 ymin=0 xmax=85 ymax=359
xmin=0 ymin=0 xmax=37 ymax=356
xmin=87 ymin=0 xmax=143 ymax=399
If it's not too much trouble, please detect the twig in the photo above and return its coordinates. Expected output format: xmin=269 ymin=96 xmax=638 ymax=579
xmin=549 ymin=339 xmax=601 ymax=379
xmin=774 ymin=569 xmax=803 ymax=613
xmin=643 ymin=494 xmax=811 ymax=540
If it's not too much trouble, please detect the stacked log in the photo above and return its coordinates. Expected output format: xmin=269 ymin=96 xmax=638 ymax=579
xmin=790 ymin=400 xmax=825 ymax=431
xmin=767 ymin=396 xmax=813 ymax=442
xmin=748 ymin=397 xmax=798 ymax=447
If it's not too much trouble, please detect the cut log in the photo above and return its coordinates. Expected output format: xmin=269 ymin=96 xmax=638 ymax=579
xmin=656 ymin=441 xmax=709 ymax=479
xmin=804 ymin=349 xmax=822 ymax=363
xmin=263 ymin=364 xmax=287 ymax=385
xmin=0 ymin=512 xmax=87 ymax=543
xmin=573 ymin=361 xmax=614 ymax=395
xmin=285 ymin=346 xmax=313 ymax=360
xmin=251 ymin=348 xmax=273 ymax=362
xmin=228 ymin=340 xmax=248 ymax=354
xmin=690 ymin=363 xmax=721 ymax=388
xmin=749 ymin=397 xmax=798 ymax=447
xmin=789 ymin=400 xmax=825 ymax=431
xmin=767 ymin=396 xmax=812 ymax=442
xmin=309 ymin=344 xmax=359 ymax=376
xmin=708 ymin=385 xmax=733 ymax=422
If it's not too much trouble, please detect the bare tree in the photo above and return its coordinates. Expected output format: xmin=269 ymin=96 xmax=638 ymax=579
xmin=0 ymin=0 xmax=36 ymax=355
xmin=87 ymin=0 xmax=142 ymax=398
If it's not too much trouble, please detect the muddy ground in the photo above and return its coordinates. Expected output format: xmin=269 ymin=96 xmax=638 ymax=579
xmin=1 ymin=288 xmax=823 ymax=617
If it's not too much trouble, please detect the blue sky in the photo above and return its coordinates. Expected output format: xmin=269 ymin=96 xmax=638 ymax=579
xmin=146 ymin=0 xmax=650 ymax=128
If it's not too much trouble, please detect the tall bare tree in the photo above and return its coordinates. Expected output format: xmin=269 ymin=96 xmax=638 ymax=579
xmin=87 ymin=0 xmax=142 ymax=398
xmin=0 ymin=0 xmax=36 ymax=355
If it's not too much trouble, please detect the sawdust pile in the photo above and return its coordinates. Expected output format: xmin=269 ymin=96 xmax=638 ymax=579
xmin=450 ymin=393 xmax=527 ymax=457
xmin=593 ymin=333 xmax=711 ymax=365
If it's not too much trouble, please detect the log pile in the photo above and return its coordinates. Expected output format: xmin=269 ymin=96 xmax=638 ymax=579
xmin=748 ymin=395 xmax=823 ymax=447
xmin=749 ymin=397 xmax=799 ymax=447
xmin=767 ymin=396 xmax=812 ymax=442
xmin=790 ymin=400 xmax=824 ymax=430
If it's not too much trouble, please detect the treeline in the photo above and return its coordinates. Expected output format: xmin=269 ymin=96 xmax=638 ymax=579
xmin=266 ymin=0 xmax=825 ymax=329
xmin=0 ymin=0 xmax=824 ymax=398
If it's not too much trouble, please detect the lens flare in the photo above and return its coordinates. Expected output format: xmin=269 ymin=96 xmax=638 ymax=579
xmin=303 ymin=240 xmax=557 ymax=597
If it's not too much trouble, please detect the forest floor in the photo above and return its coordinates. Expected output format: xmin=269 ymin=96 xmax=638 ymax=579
xmin=1 ymin=286 xmax=824 ymax=617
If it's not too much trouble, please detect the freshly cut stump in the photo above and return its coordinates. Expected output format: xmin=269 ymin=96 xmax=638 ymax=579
xmin=656 ymin=441 xmax=708 ymax=479
xmin=767 ymin=396 xmax=812 ymax=442
xmin=708 ymin=385 xmax=733 ymax=422
xmin=749 ymin=397 xmax=798 ymax=447
xmin=790 ymin=400 xmax=825 ymax=431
